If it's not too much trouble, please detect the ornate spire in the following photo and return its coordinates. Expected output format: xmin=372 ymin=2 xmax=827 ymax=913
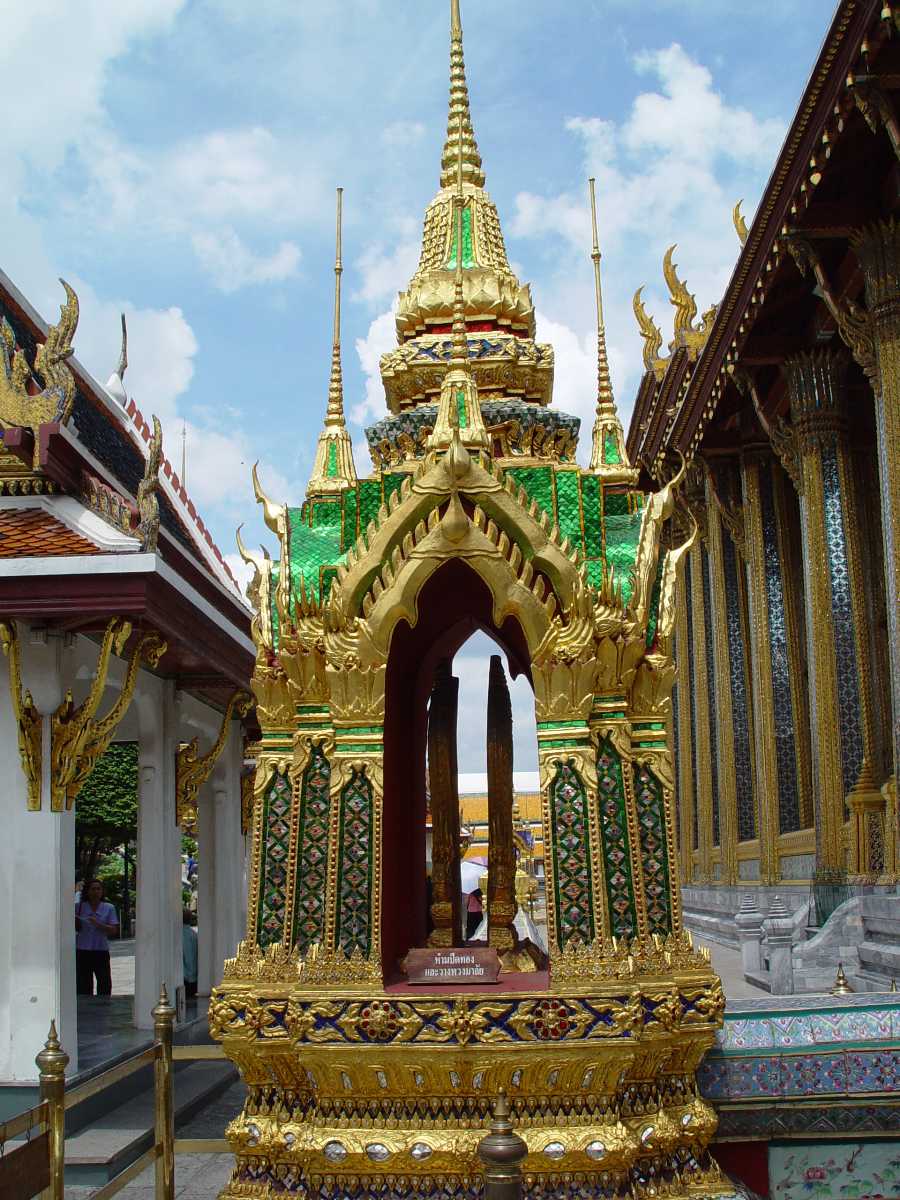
xmin=307 ymin=187 xmax=357 ymax=497
xmin=428 ymin=99 xmax=489 ymax=454
xmin=440 ymin=0 xmax=484 ymax=191
xmin=586 ymin=178 xmax=637 ymax=484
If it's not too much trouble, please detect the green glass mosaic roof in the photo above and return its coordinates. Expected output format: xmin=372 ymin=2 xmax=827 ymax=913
xmin=446 ymin=204 xmax=474 ymax=270
xmin=265 ymin=462 xmax=647 ymax=645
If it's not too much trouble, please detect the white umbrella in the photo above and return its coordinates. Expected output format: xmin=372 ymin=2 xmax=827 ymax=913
xmin=460 ymin=860 xmax=486 ymax=894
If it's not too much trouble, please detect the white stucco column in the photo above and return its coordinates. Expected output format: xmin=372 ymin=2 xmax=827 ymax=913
xmin=134 ymin=679 xmax=183 ymax=1029
xmin=212 ymin=723 xmax=245 ymax=977
xmin=0 ymin=628 xmax=76 ymax=1081
xmin=196 ymin=776 xmax=217 ymax=998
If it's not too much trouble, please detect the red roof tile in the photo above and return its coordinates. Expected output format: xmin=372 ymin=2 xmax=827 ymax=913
xmin=0 ymin=509 xmax=100 ymax=557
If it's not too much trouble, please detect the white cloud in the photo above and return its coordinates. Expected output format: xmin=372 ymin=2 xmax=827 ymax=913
xmin=382 ymin=121 xmax=426 ymax=147
xmin=191 ymin=228 xmax=301 ymax=294
xmin=352 ymin=218 xmax=420 ymax=306
xmin=223 ymin=552 xmax=254 ymax=598
xmin=352 ymin=307 xmax=397 ymax=425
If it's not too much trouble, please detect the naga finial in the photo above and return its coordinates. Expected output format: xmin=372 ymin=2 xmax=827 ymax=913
xmin=1 ymin=279 xmax=79 ymax=445
xmin=733 ymin=200 xmax=749 ymax=246
xmin=663 ymin=245 xmax=698 ymax=340
xmin=137 ymin=415 xmax=162 ymax=553
xmin=632 ymin=286 xmax=664 ymax=374
xmin=252 ymin=461 xmax=287 ymax=539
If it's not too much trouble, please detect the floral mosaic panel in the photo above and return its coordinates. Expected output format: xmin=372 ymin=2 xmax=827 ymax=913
xmin=291 ymin=743 xmax=332 ymax=954
xmin=256 ymin=771 xmax=293 ymax=948
xmin=547 ymin=759 xmax=595 ymax=949
xmin=335 ymin=766 xmax=374 ymax=957
xmin=821 ymin=443 xmax=864 ymax=800
xmin=770 ymin=1142 xmax=900 ymax=1200
xmin=595 ymin=738 xmax=637 ymax=939
xmin=758 ymin=461 xmax=801 ymax=834
xmin=633 ymin=764 xmax=672 ymax=934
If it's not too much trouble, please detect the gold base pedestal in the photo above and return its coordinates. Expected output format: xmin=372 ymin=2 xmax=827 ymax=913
xmin=210 ymin=943 xmax=732 ymax=1200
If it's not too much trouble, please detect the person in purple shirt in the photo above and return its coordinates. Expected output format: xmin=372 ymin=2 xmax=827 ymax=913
xmin=75 ymin=879 xmax=119 ymax=996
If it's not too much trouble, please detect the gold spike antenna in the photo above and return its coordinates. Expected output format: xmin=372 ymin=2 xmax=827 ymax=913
xmin=326 ymin=187 xmax=345 ymax=426
xmin=441 ymin=0 xmax=485 ymax=190
xmin=588 ymin=177 xmax=614 ymax=410
xmin=450 ymin=84 xmax=468 ymax=365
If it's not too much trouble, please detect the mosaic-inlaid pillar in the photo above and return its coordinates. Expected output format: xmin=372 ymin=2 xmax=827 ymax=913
xmin=688 ymin=541 xmax=715 ymax=883
xmin=674 ymin=569 xmax=697 ymax=883
xmin=852 ymin=220 xmax=900 ymax=867
xmin=740 ymin=450 xmax=781 ymax=885
xmin=772 ymin=462 xmax=815 ymax=833
xmin=703 ymin=477 xmax=739 ymax=884
xmin=786 ymin=350 xmax=879 ymax=876
xmin=329 ymin=725 xmax=384 ymax=959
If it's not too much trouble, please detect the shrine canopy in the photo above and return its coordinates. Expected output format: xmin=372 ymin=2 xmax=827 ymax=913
xmin=0 ymin=267 xmax=253 ymax=709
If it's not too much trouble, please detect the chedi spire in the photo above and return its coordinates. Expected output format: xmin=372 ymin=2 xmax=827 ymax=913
xmin=307 ymin=187 xmax=357 ymax=497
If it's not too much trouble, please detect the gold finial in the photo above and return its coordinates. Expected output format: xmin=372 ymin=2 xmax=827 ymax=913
xmin=890 ymin=977 xmax=897 ymax=992
xmin=733 ymin=200 xmax=749 ymax=246
xmin=633 ymin=286 xmax=665 ymax=376
xmin=440 ymin=0 xmax=484 ymax=191
xmin=588 ymin=177 xmax=614 ymax=412
xmin=663 ymin=244 xmax=698 ymax=340
xmin=587 ymin=178 xmax=636 ymax=481
xmin=450 ymin=87 xmax=468 ymax=365
xmin=305 ymin=188 xmax=357 ymax=496
xmin=832 ymin=962 xmax=854 ymax=995
xmin=326 ymin=187 xmax=345 ymax=426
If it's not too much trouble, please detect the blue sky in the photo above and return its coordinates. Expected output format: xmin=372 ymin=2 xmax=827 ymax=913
xmin=3 ymin=0 xmax=829 ymax=769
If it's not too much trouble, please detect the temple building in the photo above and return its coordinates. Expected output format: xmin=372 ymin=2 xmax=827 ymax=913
xmin=627 ymin=0 xmax=900 ymax=993
xmin=0 ymin=267 xmax=255 ymax=1092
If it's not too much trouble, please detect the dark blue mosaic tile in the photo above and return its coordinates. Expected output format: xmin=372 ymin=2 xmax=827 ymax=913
xmin=701 ymin=544 xmax=720 ymax=846
xmin=722 ymin=532 xmax=755 ymax=841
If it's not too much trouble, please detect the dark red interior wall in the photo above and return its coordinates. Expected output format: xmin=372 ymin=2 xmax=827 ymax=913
xmin=714 ymin=1141 xmax=769 ymax=1198
xmin=380 ymin=559 xmax=531 ymax=980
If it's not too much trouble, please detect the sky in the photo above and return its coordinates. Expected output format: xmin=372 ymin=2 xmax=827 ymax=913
xmin=2 ymin=0 xmax=831 ymax=771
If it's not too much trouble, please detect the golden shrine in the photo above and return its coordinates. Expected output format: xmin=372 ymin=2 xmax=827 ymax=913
xmin=210 ymin=4 xmax=729 ymax=1196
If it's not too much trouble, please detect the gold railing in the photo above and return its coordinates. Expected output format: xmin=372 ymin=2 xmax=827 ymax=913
xmin=7 ymin=984 xmax=525 ymax=1200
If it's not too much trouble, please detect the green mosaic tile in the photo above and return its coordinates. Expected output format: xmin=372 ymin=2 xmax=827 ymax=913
xmin=383 ymin=472 xmax=405 ymax=505
xmin=596 ymin=737 xmax=638 ymax=939
xmin=336 ymin=766 xmax=374 ymax=956
xmin=257 ymin=770 xmax=293 ymax=948
xmin=287 ymin=513 xmax=345 ymax=605
xmin=311 ymin=499 xmax=341 ymax=529
xmin=342 ymin=487 xmax=358 ymax=551
xmin=446 ymin=204 xmax=474 ymax=270
xmin=554 ymin=469 xmax=583 ymax=555
xmin=634 ymin=764 xmax=672 ymax=935
xmin=358 ymin=479 xmax=382 ymax=533
xmin=506 ymin=466 xmax=555 ymax=526
xmin=580 ymin=474 xmax=602 ymax=557
xmin=603 ymin=511 xmax=643 ymax=604
xmin=292 ymin=744 xmax=331 ymax=953
xmin=547 ymin=759 xmax=594 ymax=949
xmin=645 ymin=555 xmax=665 ymax=648
xmin=603 ymin=430 xmax=622 ymax=465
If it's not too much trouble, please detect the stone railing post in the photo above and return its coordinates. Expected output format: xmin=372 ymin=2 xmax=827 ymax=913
xmin=735 ymin=893 xmax=765 ymax=977
xmin=36 ymin=1020 xmax=69 ymax=1200
xmin=764 ymin=895 xmax=795 ymax=995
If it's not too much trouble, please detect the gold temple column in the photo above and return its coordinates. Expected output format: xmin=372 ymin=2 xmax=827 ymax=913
xmin=703 ymin=473 xmax=739 ymax=885
xmin=772 ymin=463 xmax=815 ymax=833
xmin=688 ymin=541 xmax=714 ymax=883
xmin=852 ymin=220 xmax=900 ymax=867
xmin=740 ymin=450 xmax=780 ymax=885
xmin=786 ymin=350 xmax=882 ymax=877
xmin=427 ymin=660 xmax=462 ymax=947
xmin=486 ymin=655 xmax=516 ymax=955
xmin=673 ymin=581 xmax=695 ymax=884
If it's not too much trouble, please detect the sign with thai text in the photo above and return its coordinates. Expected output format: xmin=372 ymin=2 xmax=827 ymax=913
xmin=406 ymin=946 xmax=501 ymax=985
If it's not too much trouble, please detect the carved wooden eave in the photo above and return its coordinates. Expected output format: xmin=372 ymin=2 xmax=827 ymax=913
xmin=629 ymin=0 xmax=885 ymax=468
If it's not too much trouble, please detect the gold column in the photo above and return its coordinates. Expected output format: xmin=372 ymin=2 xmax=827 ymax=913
xmin=704 ymin=474 xmax=739 ymax=885
xmin=427 ymin=660 xmax=462 ymax=947
xmin=786 ymin=350 xmax=883 ymax=877
xmin=688 ymin=542 xmax=714 ymax=883
xmin=771 ymin=463 xmax=815 ymax=834
xmin=673 ymin=597 xmax=695 ymax=885
xmin=852 ymin=220 xmax=900 ymax=865
xmin=486 ymin=655 xmax=516 ymax=955
xmin=740 ymin=451 xmax=779 ymax=885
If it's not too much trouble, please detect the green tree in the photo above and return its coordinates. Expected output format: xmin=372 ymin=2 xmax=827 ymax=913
xmin=75 ymin=742 xmax=138 ymax=883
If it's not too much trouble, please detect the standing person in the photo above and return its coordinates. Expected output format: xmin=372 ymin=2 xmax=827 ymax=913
xmin=75 ymin=879 xmax=119 ymax=997
xmin=182 ymin=910 xmax=199 ymax=1000
xmin=465 ymin=888 xmax=483 ymax=941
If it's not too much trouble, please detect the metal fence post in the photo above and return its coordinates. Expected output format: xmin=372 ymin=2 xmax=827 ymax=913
xmin=35 ymin=1020 xmax=69 ymax=1200
xmin=477 ymin=1089 xmax=527 ymax=1200
xmin=152 ymin=983 xmax=176 ymax=1200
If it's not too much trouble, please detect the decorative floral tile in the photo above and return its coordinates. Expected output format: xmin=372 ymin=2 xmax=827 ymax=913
xmin=845 ymin=1050 xmax=900 ymax=1093
xmin=780 ymin=1053 xmax=847 ymax=1097
xmin=770 ymin=1141 xmax=900 ymax=1199
xmin=810 ymin=1011 xmax=892 ymax=1046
